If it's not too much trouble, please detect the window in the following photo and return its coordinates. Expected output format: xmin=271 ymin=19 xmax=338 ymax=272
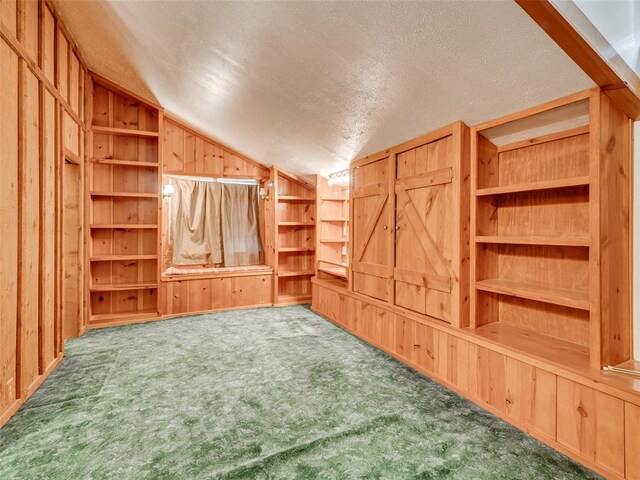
xmin=167 ymin=177 xmax=264 ymax=267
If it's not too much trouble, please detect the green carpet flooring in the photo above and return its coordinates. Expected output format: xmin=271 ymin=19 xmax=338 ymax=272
xmin=0 ymin=305 xmax=599 ymax=479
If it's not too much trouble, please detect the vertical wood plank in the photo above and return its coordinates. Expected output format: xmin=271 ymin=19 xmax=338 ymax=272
xmin=626 ymin=402 xmax=640 ymax=480
xmin=1 ymin=0 xmax=18 ymax=38
xmin=19 ymin=64 xmax=41 ymax=393
xmin=0 ymin=39 xmax=19 ymax=412
xmin=504 ymin=358 xmax=556 ymax=440
xmin=40 ymin=89 xmax=56 ymax=370
xmin=557 ymin=377 xmax=624 ymax=476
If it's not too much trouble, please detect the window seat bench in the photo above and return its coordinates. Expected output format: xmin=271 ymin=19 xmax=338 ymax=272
xmin=162 ymin=265 xmax=273 ymax=282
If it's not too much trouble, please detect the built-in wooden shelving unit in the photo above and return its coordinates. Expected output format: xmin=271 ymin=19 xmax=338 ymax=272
xmin=470 ymin=89 xmax=632 ymax=368
xmin=315 ymin=176 xmax=349 ymax=285
xmin=87 ymin=77 xmax=162 ymax=326
xmin=271 ymin=167 xmax=316 ymax=305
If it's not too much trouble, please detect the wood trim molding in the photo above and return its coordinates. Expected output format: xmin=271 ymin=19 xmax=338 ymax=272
xmin=516 ymin=0 xmax=640 ymax=120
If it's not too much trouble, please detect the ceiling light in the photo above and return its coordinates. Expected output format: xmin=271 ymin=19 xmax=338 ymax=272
xmin=328 ymin=169 xmax=349 ymax=186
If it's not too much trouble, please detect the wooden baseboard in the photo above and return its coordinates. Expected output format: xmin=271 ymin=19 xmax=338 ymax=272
xmin=0 ymin=354 xmax=64 ymax=430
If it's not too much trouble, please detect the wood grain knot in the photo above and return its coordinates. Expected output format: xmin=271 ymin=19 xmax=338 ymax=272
xmin=606 ymin=136 xmax=615 ymax=153
xmin=576 ymin=403 xmax=588 ymax=418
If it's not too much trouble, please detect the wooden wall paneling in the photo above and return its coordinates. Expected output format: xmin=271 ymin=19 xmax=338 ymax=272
xmin=162 ymin=117 xmax=268 ymax=179
xmin=56 ymin=25 xmax=67 ymax=102
xmin=160 ymin=273 xmax=272 ymax=316
xmin=40 ymin=87 xmax=56 ymax=370
xmin=1 ymin=0 xmax=17 ymax=37
xmin=626 ymin=402 xmax=640 ymax=480
xmin=62 ymin=160 xmax=81 ymax=338
xmin=0 ymin=37 xmax=19 ymax=414
xmin=557 ymin=377 xmax=625 ymax=477
xmin=504 ymin=357 xmax=556 ymax=441
xmin=18 ymin=62 xmax=41 ymax=394
xmin=467 ymin=343 xmax=506 ymax=413
xmin=22 ymin=0 xmax=38 ymax=61
xmin=0 ymin=0 xmax=86 ymax=428
xmin=68 ymin=50 xmax=79 ymax=116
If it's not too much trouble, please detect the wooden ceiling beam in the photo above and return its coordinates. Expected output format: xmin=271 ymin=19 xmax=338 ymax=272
xmin=516 ymin=0 xmax=640 ymax=120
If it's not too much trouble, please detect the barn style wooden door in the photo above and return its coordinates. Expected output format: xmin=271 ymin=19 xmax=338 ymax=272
xmin=393 ymin=124 xmax=469 ymax=326
xmin=350 ymin=155 xmax=393 ymax=302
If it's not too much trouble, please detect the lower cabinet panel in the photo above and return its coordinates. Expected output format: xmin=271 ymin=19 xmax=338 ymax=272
xmin=505 ymin=358 xmax=556 ymax=441
xmin=626 ymin=403 xmax=640 ymax=480
xmin=312 ymin=280 xmax=636 ymax=479
xmin=161 ymin=274 xmax=273 ymax=316
xmin=557 ymin=378 xmax=625 ymax=477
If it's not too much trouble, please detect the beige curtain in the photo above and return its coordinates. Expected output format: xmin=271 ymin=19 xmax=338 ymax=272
xmin=170 ymin=179 xmax=223 ymax=265
xmin=169 ymin=179 xmax=263 ymax=267
xmin=221 ymin=184 xmax=264 ymax=266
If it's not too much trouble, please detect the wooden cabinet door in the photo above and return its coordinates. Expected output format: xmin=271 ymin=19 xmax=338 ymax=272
xmin=350 ymin=156 xmax=392 ymax=302
xmin=394 ymin=134 xmax=456 ymax=322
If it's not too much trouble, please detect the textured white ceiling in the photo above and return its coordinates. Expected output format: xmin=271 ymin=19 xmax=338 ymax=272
xmin=55 ymin=0 xmax=594 ymax=176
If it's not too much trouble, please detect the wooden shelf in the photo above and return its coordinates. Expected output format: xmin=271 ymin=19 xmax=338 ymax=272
xmin=90 ymin=283 xmax=158 ymax=292
xmin=476 ymin=176 xmax=590 ymax=196
xmin=92 ymin=159 xmax=159 ymax=168
xmin=278 ymin=195 xmax=315 ymax=202
xmin=323 ymin=218 xmax=348 ymax=222
xmin=475 ymin=278 xmax=589 ymax=310
xmin=278 ymin=247 xmax=315 ymax=252
xmin=90 ymin=192 xmax=158 ymax=198
xmin=92 ymin=126 xmax=159 ymax=138
xmin=89 ymin=310 xmax=158 ymax=323
xmin=313 ymin=277 xmax=348 ymax=290
xmin=278 ymin=221 xmax=315 ymax=226
xmin=278 ymin=270 xmax=315 ymax=277
xmin=320 ymin=238 xmax=347 ymax=243
xmin=90 ymin=224 xmax=158 ymax=229
xmin=277 ymin=294 xmax=312 ymax=305
xmin=468 ymin=322 xmax=590 ymax=370
xmin=319 ymin=259 xmax=348 ymax=268
xmin=318 ymin=266 xmax=347 ymax=279
xmin=475 ymin=236 xmax=590 ymax=247
xmin=90 ymin=254 xmax=158 ymax=262
xmin=321 ymin=196 xmax=348 ymax=201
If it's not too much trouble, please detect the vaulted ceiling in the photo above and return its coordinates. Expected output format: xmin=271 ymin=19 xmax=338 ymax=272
xmin=55 ymin=0 xmax=594 ymax=176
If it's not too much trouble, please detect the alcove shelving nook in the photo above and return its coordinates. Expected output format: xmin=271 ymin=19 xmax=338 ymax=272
xmin=271 ymin=167 xmax=317 ymax=305
xmin=87 ymin=75 xmax=162 ymax=327
xmin=470 ymin=88 xmax=631 ymax=369
xmin=315 ymin=175 xmax=349 ymax=287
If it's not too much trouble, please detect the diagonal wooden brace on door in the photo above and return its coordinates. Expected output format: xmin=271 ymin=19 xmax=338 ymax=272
xmin=353 ymin=192 xmax=388 ymax=265
xmin=396 ymin=188 xmax=450 ymax=279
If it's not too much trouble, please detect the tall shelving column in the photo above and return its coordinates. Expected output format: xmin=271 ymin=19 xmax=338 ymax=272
xmin=87 ymin=76 xmax=161 ymax=327
xmin=315 ymin=175 xmax=349 ymax=286
xmin=470 ymin=89 xmax=632 ymax=369
xmin=272 ymin=167 xmax=316 ymax=305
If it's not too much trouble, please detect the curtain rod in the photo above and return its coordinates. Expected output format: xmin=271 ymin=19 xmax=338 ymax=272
xmin=165 ymin=174 xmax=260 ymax=185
